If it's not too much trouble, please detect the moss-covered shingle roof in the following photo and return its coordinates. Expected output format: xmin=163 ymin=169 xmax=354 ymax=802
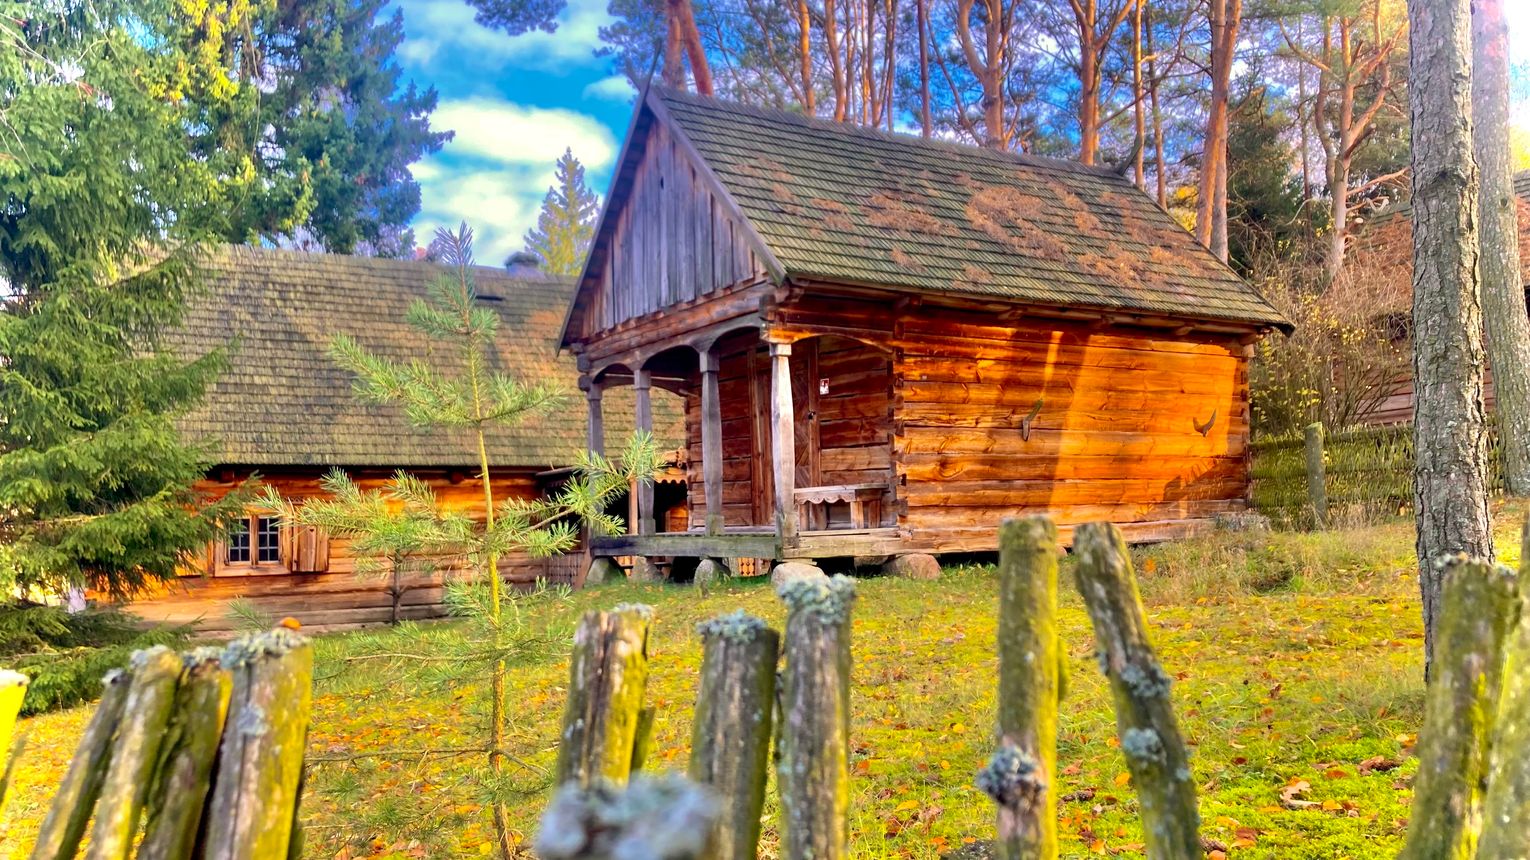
xmin=172 ymin=246 xmax=659 ymax=468
xmin=654 ymin=87 xmax=1286 ymax=328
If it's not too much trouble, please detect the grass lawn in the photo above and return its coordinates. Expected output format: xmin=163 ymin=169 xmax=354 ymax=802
xmin=5 ymin=510 xmax=1525 ymax=859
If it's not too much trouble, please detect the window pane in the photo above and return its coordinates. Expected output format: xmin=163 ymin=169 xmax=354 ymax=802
xmin=227 ymin=519 xmax=250 ymax=564
xmin=257 ymin=517 xmax=281 ymax=563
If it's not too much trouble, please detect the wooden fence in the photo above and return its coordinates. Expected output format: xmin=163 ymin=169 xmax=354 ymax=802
xmin=1250 ymin=421 xmax=1505 ymax=528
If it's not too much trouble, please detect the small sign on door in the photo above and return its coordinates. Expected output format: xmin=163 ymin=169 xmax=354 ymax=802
xmin=819 ymin=378 xmax=830 ymax=395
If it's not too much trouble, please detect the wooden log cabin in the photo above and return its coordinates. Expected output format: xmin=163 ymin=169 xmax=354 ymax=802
xmin=125 ymin=246 xmax=682 ymax=633
xmin=1345 ymin=170 xmax=1530 ymax=425
xmin=562 ymin=87 xmax=1291 ymax=571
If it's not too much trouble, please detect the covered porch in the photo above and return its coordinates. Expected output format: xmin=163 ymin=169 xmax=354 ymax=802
xmin=582 ymin=323 xmax=902 ymax=564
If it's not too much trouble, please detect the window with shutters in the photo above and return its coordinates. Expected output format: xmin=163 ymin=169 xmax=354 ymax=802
xmin=215 ymin=510 xmax=328 ymax=575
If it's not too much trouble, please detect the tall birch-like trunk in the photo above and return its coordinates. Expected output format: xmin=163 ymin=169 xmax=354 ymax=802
xmin=1196 ymin=0 xmax=1240 ymax=261
xmin=1407 ymin=0 xmax=1495 ymax=676
xmin=1472 ymin=0 xmax=1530 ymax=497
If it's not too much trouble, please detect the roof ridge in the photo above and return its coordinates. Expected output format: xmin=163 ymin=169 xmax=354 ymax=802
xmin=205 ymin=243 xmax=575 ymax=286
xmin=652 ymin=85 xmax=1123 ymax=181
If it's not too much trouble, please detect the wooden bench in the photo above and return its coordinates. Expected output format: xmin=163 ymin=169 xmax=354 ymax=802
xmin=794 ymin=483 xmax=888 ymax=530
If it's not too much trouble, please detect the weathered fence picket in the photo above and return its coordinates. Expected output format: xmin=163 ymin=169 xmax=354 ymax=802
xmin=555 ymin=604 xmax=654 ymax=789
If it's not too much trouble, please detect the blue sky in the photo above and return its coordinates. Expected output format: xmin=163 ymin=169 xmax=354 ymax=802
xmin=392 ymin=0 xmax=1530 ymax=266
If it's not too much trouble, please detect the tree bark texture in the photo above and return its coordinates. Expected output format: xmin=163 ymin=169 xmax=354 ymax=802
xmin=688 ymin=611 xmax=779 ymax=860
xmin=202 ymin=628 xmax=315 ymax=860
xmin=139 ymin=649 xmax=232 ymax=860
xmin=1401 ymin=556 xmax=1518 ymax=860
xmin=556 ymin=604 xmax=654 ymax=789
xmin=84 ymin=646 xmax=182 ymax=860
xmin=1408 ymin=0 xmax=1495 ymax=675
xmin=776 ymin=574 xmax=856 ymax=860
xmin=1472 ymin=0 xmax=1530 ymax=498
xmin=1072 ymin=523 xmax=1200 ymax=859
xmin=1195 ymin=0 xmax=1240 ymax=262
xmin=29 ymin=670 xmax=130 ymax=860
xmin=980 ymin=516 xmax=1061 ymax=860
xmin=1479 ymin=520 xmax=1530 ymax=859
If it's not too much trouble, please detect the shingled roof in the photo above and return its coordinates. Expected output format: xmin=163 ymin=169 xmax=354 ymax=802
xmin=646 ymin=87 xmax=1286 ymax=329
xmin=171 ymin=246 xmax=657 ymax=469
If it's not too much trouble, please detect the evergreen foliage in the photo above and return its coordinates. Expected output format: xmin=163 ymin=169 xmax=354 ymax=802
xmin=0 ymin=1 xmax=246 ymax=600
xmin=522 ymin=150 xmax=601 ymax=277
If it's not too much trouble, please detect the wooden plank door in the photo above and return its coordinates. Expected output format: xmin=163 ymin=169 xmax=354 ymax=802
xmin=748 ymin=347 xmax=774 ymax=526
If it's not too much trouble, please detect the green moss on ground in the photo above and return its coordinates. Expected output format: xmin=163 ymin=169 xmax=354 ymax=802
xmin=7 ymin=510 xmax=1509 ymax=858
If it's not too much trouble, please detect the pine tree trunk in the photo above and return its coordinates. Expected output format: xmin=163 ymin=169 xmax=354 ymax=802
xmin=202 ymin=629 xmax=315 ymax=859
xmin=85 ymin=647 xmax=183 ymax=860
xmin=1478 ymin=520 xmax=1530 ymax=859
xmin=1472 ymin=0 xmax=1530 ymax=498
xmin=983 ymin=517 xmax=1061 ymax=860
xmin=1400 ymin=556 xmax=1518 ymax=859
xmin=776 ymin=575 xmax=856 ymax=860
xmin=556 ymin=605 xmax=654 ymax=788
xmin=29 ymin=671 xmax=130 ymax=860
xmin=688 ymin=612 xmax=779 ymax=860
xmin=1071 ymin=523 xmax=1201 ymax=860
xmin=1407 ymin=0 xmax=1495 ymax=675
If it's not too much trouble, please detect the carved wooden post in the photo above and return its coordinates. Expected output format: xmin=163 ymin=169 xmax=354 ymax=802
xmin=1401 ymin=555 xmax=1518 ymax=860
xmin=699 ymin=349 xmax=725 ymax=536
xmin=769 ymin=339 xmax=798 ymax=544
xmin=1304 ymin=422 xmax=1328 ymax=529
xmin=689 ymin=611 xmax=779 ymax=860
xmin=1480 ymin=519 xmax=1530 ymax=859
xmin=202 ymin=628 xmax=315 ymax=860
xmin=777 ymin=574 xmax=855 ymax=860
xmin=556 ymin=604 xmax=654 ymax=789
xmin=633 ymin=369 xmax=655 ymax=535
xmin=585 ymin=379 xmax=604 ymax=457
xmin=1072 ymin=523 xmax=1200 ymax=860
xmin=85 ymin=646 xmax=182 ymax=860
xmin=980 ymin=516 xmax=1061 ymax=860
xmin=30 ymin=670 xmax=131 ymax=860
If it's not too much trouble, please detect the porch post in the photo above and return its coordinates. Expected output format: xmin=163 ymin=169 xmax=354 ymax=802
xmin=769 ymin=340 xmax=798 ymax=544
xmin=634 ymin=367 xmax=656 ymax=535
xmin=584 ymin=379 xmax=604 ymax=456
xmin=699 ymin=348 xmax=724 ymax=536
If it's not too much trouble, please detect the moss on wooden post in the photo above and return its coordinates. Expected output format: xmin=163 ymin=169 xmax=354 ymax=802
xmin=535 ymin=773 xmax=720 ymax=859
xmin=202 ymin=628 xmax=315 ymax=860
xmin=980 ymin=516 xmax=1061 ymax=860
xmin=1304 ymin=422 xmax=1328 ymax=528
xmin=776 ymin=573 xmax=856 ymax=860
xmin=1403 ymin=555 xmax=1518 ymax=860
xmin=1479 ymin=520 xmax=1530 ymax=859
xmin=28 ymin=669 xmax=130 ymax=860
xmin=138 ymin=648 xmax=232 ymax=860
xmin=1072 ymin=522 xmax=1199 ymax=860
xmin=84 ymin=646 xmax=183 ymax=860
xmin=556 ymin=603 xmax=654 ymax=788
xmin=688 ymin=610 xmax=779 ymax=860
xmin=1 ymin=668 xmax=25 ymax=808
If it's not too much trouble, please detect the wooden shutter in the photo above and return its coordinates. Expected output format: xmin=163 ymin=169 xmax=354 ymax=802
xmin=287 ymin=526 xmax=331 ymax=574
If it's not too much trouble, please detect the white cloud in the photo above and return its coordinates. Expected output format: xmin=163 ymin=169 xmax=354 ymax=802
xmin=416 ymin=167 xmax=553 ymax=265
xmin=432 ymin=98 xmax=619 ymax=170
xmin=395 ymin=0 xmax=610 ymax=71
xmin=583 ymin=74 xmax=637 ymax=102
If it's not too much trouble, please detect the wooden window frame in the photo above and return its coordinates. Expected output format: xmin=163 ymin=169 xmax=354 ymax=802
xmin=214 ymin=512 xmax=290 ymax=577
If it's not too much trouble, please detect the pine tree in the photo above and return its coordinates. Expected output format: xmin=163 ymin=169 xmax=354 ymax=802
xmin=283 ymin=222 xmax=656 ymax=859
xmin=0 ymin=1 xmax=246 ymax=600
xmin=523 ymin=150 xmax=602 ymax=277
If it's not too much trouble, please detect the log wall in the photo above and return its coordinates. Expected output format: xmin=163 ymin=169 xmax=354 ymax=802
xmin=773 ymin=290 xmax=1253 ymax=549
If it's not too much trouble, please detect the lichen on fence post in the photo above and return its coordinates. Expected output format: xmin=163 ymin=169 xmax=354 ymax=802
xmin=1479 ymin=519 xmax=1530 ymax=859
xmin=138 ymin=648 xmax=232 ymax=860
xmin=1303 ymin=422 xmax=1328 ymax=528
xmin=29 ymin=669 xmax=130 ymax=860
xmin=84 ymin=645 xmax=183 ymax=860
xmin=1072 ymin=522 xmax=1200 ymax=860
xmin=201 ymin=627 xmax=316 ymax=860
xmin=556 ymin=603 xmax=654 ymax=789
xmin=535 ymin=773 xmax=720 ymax=859
xmin=688 ymin=610 xmax=779 ymax=860
xmin=1402 ymin=554 xmax=1519 ymax=860
xmin=776 ymin=573 xmax=856 ymax=860
xmin=979 ymin=516 xmax=1062 ymax=860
